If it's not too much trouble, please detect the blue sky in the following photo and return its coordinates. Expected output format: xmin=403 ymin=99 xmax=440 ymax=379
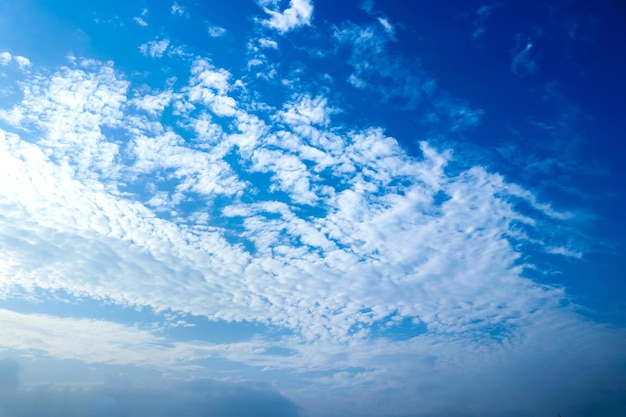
xmin=0 ymin=1 xmax=625 ymax=416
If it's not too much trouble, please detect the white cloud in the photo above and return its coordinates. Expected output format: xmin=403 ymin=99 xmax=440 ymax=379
xmin=546 ymin=246 xmax=583 ymax=259
xmin=0 ymin=57 xmax=581 ymax=340
xmin=185 ymin=58 xmax=238 ymax=116
xmin=0 ymin=309 xmax=177 ymax=366
xmin=0 ymin=59 xmax=127 ymax=178
xmin=260 ymin=0 xmax=313 ymax=33
xmin=134 ymin=16 xmax=148 ymax=27
xmin=1 ymin=55 xmax=621 ymax=417
xmin=131 ymin=90 xmax=177 ymax=115
xmin=171 ymin=2 xmax=185 ymax=16
xmin=377 ymin=17 xmax=394 ymax=35
xmin=279 ymin=94 xmax=332 ymax=126
xmin=258 ymin=38 xmax=278 ymax=49
xmin=208 ymin=26 xmax=227 ymax=38
xmin=133 ymin=8 xmax=149 ymax=26
xmin=0 ymin=52 xmax=30 ymax=69
xmin=139 ymin=39 xmax=171 ymax=58
xmin=472 ymin=4 xmax=498 ymax=39
xmin=0 ymin=52 xmax=11 ymax=66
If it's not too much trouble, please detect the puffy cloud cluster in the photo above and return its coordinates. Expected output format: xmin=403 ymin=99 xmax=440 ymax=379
xmin=260 ymin=0 xmax=313 ymax=33
xmin=0 ymin=51 xmax=31 ymax=69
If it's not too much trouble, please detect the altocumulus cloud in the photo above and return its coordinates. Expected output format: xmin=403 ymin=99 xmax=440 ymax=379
xmin=0 ymin=1 xmax=625 ymax=416
xmin=1 ymin=51 xmax=624 ymax=417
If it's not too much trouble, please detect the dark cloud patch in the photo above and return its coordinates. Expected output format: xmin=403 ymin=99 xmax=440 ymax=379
xmin=0 ymin=377 xmax=302 ymax=417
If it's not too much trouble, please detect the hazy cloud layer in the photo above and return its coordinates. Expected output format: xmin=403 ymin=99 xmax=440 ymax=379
xmin=0 ymin=361 xmax=301 ymax=417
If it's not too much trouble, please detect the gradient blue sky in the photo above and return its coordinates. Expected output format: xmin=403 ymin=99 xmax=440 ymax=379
xmin=1 ymin=1 xmax=625 ymax=416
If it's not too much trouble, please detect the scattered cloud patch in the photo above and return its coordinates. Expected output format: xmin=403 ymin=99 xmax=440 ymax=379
xmin=171 ymin=2 xmax=185 ymax=16
xmin=134 ymin=8 xmax=149 ymax=26
xmin=260 ymin=0 xmax=313 ymax=33
xmin=0 ymin=3 xmax=624 ymax=416
xmin=0 ymin=52 xmax=11 ymax=66
xmin=14 ymin=56 xmax=31 ymax=69
xmin=134 ymin=16 xmax=148 ymax=26
xmin=377 ymin=17 xmax=394 ymax=35
xmin=258 ymin=38 xmax=278 ymax=49
xmin=0 ymin=52 xmax=30 ymax=69
xmin=208 ymin=26 xmax=228 ymax=38
xmin=139 ymin=38 xmax=171 ymax=58
xmin=131 ymin=90 xmax=176 ymax=116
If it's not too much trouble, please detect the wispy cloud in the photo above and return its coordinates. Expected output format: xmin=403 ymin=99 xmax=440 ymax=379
xmin=258 ymin=38 xmax=278 ymax=49
xmin=511 ymin=38 xmax=538 ymax=76
xmin=134 ymin=16 xmax=148 ymax=27
xmin=377 ymin=17 xmax=394 ymax=35
xmin=471 ymin=3 xmax=499 ymax=39
xmin=334 ymin=21 xmax=423 ymax=105
xmin=432 ymin=95 xmax=485 ymax=131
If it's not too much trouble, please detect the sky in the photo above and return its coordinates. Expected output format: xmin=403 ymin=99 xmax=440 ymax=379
xmin=0 ymin=0 xmax=625 ymax=416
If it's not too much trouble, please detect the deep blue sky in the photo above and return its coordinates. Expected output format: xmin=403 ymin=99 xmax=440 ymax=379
xmin=1 ymin=1 xmax=625 ymax=416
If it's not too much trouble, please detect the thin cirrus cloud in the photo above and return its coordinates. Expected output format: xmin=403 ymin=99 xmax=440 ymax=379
xmin=511 ymin=39 xmax=538 ymax=76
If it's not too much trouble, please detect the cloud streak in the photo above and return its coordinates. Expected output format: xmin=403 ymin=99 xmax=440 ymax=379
xmin=511 ymin=40 xmax=538 ymax=76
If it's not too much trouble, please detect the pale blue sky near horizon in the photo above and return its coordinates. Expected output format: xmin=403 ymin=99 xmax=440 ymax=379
xmin=0 ymin=1 xmax=625 ymax=416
